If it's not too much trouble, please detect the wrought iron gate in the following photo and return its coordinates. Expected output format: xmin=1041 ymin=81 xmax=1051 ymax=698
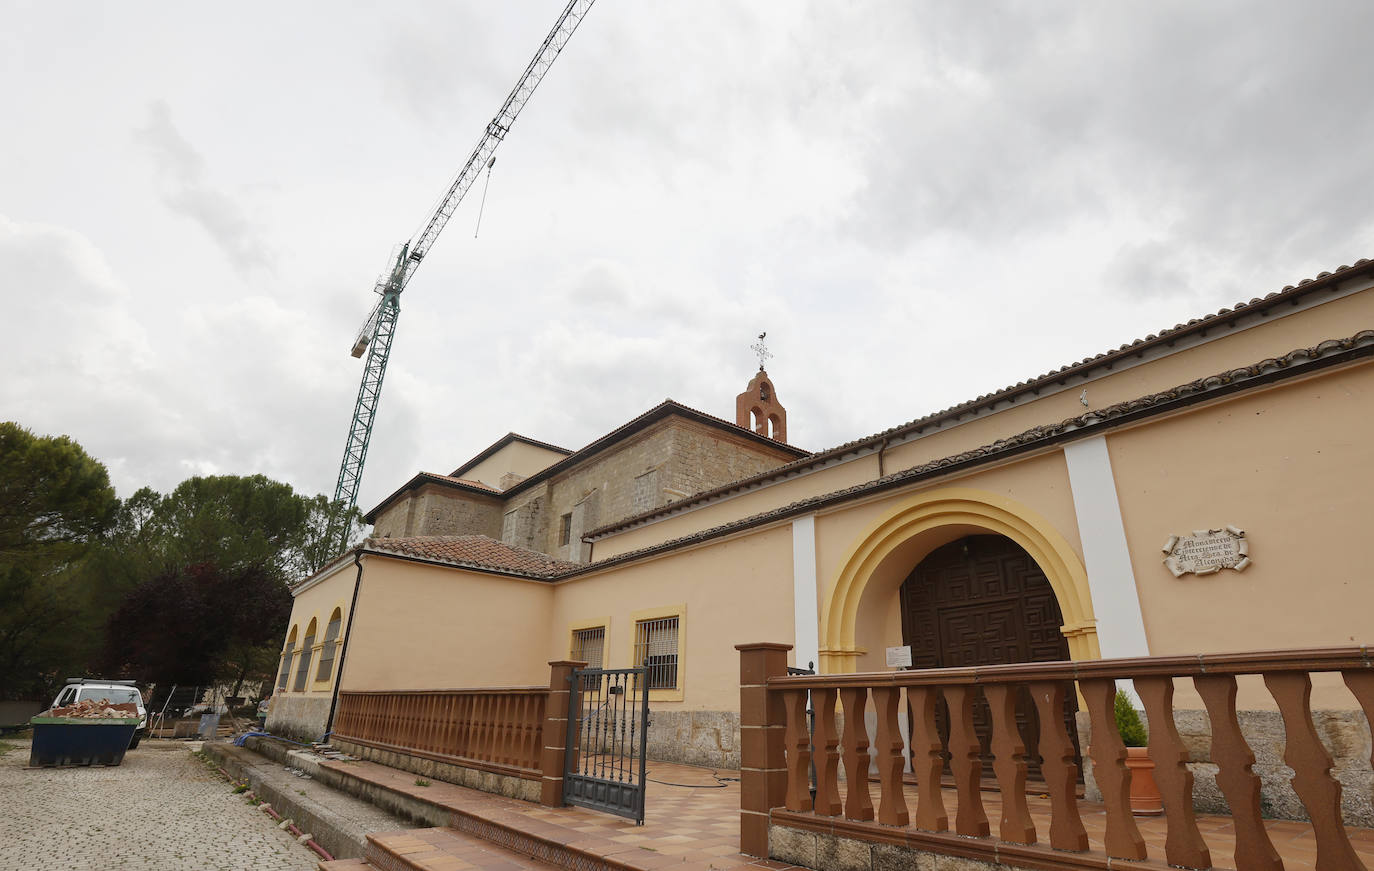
xmin=564 ymin=665 xmax=650 ymax=823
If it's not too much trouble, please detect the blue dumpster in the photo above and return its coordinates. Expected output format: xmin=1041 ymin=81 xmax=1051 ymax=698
xmin=29 ymin=716 xmax=140 ymax=767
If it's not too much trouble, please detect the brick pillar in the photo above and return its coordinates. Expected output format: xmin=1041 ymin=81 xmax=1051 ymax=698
xmin=540 ymin=659 xmax=586 ymax=806
xmin=737 ymin=642 xmax=791 ymax=857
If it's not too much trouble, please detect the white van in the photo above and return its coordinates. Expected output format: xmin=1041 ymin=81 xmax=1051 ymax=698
xmin=51 ymin=679 xmax=148 ymax=749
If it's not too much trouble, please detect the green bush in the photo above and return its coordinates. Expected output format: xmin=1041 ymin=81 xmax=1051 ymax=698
xmin=1114 ymin=689 xmax=1148 ymax=747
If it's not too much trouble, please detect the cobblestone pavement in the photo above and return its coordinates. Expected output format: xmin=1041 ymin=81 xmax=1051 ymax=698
xmin=0 ymin=736 xmax=320 ymax=871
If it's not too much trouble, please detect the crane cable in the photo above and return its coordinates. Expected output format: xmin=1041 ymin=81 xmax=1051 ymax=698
xmin=473 ymin=157 xmax=497 ymax=238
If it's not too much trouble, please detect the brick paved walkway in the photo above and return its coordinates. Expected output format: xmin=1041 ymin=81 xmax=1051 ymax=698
xmin=0 ymin=736 xmax=319 ymax=871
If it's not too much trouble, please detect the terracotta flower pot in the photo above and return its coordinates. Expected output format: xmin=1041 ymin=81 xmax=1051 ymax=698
xmin=1124 ymin=746 xmax=1163 ymax=815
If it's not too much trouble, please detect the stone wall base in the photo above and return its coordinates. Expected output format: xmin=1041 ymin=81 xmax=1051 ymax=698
xmin=330 ymin=738 xmax=541 ymax=804
xmin=1078 ymin=707 xmax=1373 ymax=826
xmin=646 ymin=709 xmax=740 ymax=769
xmin=771 ymin=824 xmax=1000 ymax=871
xmin=264 ymin=694 xmax=330 ymax=743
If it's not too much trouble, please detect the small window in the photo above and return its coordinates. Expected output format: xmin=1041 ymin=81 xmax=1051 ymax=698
xmin=293 ymin=620 xmax=316 ymax=692
xmin=572 ymin=626 xmax=605 ymax=669
xmin=277 ymin=629 xmax=297 ymax=691
xmin=634 ymin=616 xmax=679 ymax=690
xmin=559 ymin=512 xmax=572 ymax=547
xmin=316 ymin=610 xmax=343 ymax=682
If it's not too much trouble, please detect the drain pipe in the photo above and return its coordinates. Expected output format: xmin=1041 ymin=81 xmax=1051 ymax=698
xmin=212 ymin=765 xmax=335 ymax=863
xmin=322 ymin=548 xmax=365 ymax=741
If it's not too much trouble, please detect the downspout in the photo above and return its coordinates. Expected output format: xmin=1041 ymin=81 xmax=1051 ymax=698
xmin=322 ymin=548 xmax=365 ymax=741
xmin=877 ymin=437 xmax=890 ymax=478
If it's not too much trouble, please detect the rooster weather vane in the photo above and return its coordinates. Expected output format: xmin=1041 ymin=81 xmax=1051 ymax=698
xmin=750 ymin=332 xmax=773 ymax=371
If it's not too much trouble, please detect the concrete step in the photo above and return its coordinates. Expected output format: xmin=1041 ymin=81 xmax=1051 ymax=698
xmin=318 ymin=860 xmax=373 ymax=871
xmin=366 ymin=827 xmax=564 ymax=871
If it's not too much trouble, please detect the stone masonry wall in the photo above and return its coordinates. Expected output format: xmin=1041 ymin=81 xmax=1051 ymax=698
xmin=414 ymin=488 xmax=502 ymax=538
xmin=646 ymin=710 xmax=741 ymax=770
xmin=664 ymin=419 xmax=795 ymax=502
xmin=370 ymin=501 xmax=413 ymax=539
xmin=1078 ymin=707 xmax=1373 ymax=826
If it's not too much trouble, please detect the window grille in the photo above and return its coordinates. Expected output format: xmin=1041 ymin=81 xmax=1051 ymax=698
xmin=571 ymin=626 xmax=605 ymax=669
xmin=277 ymin=642 xmax=295 ymax=691
xmin=292 ymin=632 xmax=314 ymax=692
xmin=316 ymin=613 xmax=342 ymax=681
xmin=559 ymin=512 xmax=572 ymax=547
xmin=634 ymin=616 xmax=679 ymax=690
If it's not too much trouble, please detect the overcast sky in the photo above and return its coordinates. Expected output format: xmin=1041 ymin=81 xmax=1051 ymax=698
xmin=4 ymin=1 xmax=1371 ymax=512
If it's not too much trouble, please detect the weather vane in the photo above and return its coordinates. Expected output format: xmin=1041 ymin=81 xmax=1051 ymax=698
xmin=750 ymin=332 xmax=773 ymax=371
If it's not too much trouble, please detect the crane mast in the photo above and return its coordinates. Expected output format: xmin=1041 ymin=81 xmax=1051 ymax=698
xmin=331 ymin=0 xmax=596 ymax=544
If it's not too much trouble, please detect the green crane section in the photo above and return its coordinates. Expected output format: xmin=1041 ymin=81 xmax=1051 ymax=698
xmin=331 ymin=0 xmax=597 ymax=547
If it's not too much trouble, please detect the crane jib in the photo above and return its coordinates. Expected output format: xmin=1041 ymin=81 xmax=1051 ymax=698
xmin=329 ymin=0 xmax=598 ymax=547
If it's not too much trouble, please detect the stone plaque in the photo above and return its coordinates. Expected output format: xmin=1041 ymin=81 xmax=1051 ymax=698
xmin=1162 ymin=526 xmax=1250 ymax=577
xmin=885 ymin=645 xmax=913 ymax=668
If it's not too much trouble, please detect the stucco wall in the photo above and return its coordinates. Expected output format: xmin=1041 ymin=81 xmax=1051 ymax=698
xmin=459 ymin=440 xmax=568 ymax=490
xmin=340 ymin=556 xmax=554 ymax=692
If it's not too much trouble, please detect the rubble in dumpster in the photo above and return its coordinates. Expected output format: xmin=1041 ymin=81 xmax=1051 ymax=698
xmin=45 ymin=699 xmax=139 ymax=719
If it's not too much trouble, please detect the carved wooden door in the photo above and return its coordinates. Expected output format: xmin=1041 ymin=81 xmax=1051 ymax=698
xmin=899 ymin=535 xmax=1081 ymax=781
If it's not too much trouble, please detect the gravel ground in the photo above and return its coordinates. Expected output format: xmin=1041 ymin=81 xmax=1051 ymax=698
xmin=0 ymin=735 xmax=320 ymax=871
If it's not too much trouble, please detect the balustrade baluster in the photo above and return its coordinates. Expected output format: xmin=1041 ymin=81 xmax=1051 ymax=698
xmin=984 ymin=684 xmax=1034 ymax=844
xmin=1264 ymin=672 xmax=1366 ymax=871
xmin=782 ymin=688 xmax=813 ymax=812
xmin=872 ymin=686 xmax=909 ymax=826
xmin=1134 ymin=676 xmax=1211 ymax=870
xmin=1195 ymin=674 xmax=1283 ymax=871
xmin=839 ymin=686 xmax=874 ymax=821
xmin=907 ymin=686 xmax=948 ymax=832
xmin=812 ymin=687 xmax=842 ymax=816
xmin=1029 ymin=680 xmax=1087 ymax=851
xmin=1081 ymin=678 xmax=1147 ymax=860
xmin=944 ymin=685 xmax=990 ymax=837
xmin=1343 ymin=671 xmax=1374 ymax=773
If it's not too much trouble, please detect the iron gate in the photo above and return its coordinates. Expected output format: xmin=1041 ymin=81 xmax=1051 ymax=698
xmin=563 ymin=665 xmax=650 ymax=823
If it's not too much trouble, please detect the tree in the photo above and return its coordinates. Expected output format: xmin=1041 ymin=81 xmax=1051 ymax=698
xmin=291 ymin=495 xmax=367 ymax=578
xmin=103 ymin=562 xmax=292 ymax=687
xmin=0 ymin=422 xmax=118 ymax=699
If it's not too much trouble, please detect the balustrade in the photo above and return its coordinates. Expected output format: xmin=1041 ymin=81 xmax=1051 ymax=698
xmin=749 ymin=646 xmax=1374 ymax=871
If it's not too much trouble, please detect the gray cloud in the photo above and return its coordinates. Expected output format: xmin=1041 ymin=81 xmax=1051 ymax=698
xmin=135 ymin=100 xmax=273 ymax=275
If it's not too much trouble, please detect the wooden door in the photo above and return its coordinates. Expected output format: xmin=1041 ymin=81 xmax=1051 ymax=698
xmin=899 ymin=535 xmax=1081 ymax=780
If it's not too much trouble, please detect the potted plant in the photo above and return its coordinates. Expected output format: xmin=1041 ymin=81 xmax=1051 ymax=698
xmin=1115 ymin=689 xmax=1163 ymax=815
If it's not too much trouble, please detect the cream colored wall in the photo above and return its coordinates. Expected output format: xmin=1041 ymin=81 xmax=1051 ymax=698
xmin=462 ymin=441 xmax=568 ymax=490
xmin=1108 ymin=359 xmax=1374 ymax=708
xmin=593 ymin=288 xmax=1374 ymax=561
xmin=341 ymin=556 xmax=554 ymax=691
xmin=813 ymin=451 xmax=1084 ymax=672
xmin=281 ymin=565 xmax=356 ymax=697
xmin=550 ymin=525 xmax=795 ymax=711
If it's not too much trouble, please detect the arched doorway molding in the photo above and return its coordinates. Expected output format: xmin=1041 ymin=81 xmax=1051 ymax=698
xmin=819 ymin=487 xmax=1100 ymax=673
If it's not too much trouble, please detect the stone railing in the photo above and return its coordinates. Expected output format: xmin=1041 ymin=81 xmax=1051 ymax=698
xmin=332 ymin=660 xmax=584 ymax=806
xmin=738 ymin=643 xmax=1374 ymax=870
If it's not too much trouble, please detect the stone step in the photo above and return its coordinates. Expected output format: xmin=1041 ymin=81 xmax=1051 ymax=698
xmin=366 ymin=827 xmax=564 ymax=871
xmin=318 ymin=859 xmax=373 ymax=871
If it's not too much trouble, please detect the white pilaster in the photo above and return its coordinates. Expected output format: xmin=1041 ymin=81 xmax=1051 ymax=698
xmin=791 ymin=514 xmax=820 ymax=672
xmin=1063 ymin=436 xmax=1150 ymax=660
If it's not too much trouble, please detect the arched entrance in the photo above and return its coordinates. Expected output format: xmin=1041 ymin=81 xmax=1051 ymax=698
xmin=900 ymin=534 xmax=1080 ymax=779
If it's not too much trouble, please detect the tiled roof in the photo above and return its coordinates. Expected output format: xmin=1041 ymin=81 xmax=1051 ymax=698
xmin=588 ymin=258 xmax=1374 ymax=538
xmin=364 ymin=535 xmax=579 ymax=579
xmin=567 ymin=330 xmax=1374 ymax=578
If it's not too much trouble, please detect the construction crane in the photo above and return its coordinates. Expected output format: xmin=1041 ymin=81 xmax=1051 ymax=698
xmin=330 ymin=0 xmax=597 ymax=545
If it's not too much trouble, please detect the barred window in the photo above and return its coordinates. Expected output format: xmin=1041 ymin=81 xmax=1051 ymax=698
xmin=315 ymin=610 xmax=342 ymax=682
xmin=571 ymin=626 xmax=605 ymax=669
xmin=634 ymin=616 xmax=679 ymax=690
xmin=293 ymin=620 xmax=316 ymax=692
xmin=277 ymin=631 xmax=296 ymax=691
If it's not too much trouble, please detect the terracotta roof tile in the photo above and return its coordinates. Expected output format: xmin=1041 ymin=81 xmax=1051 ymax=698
xmin=365 ymin=534 xmax=578 ymax=578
